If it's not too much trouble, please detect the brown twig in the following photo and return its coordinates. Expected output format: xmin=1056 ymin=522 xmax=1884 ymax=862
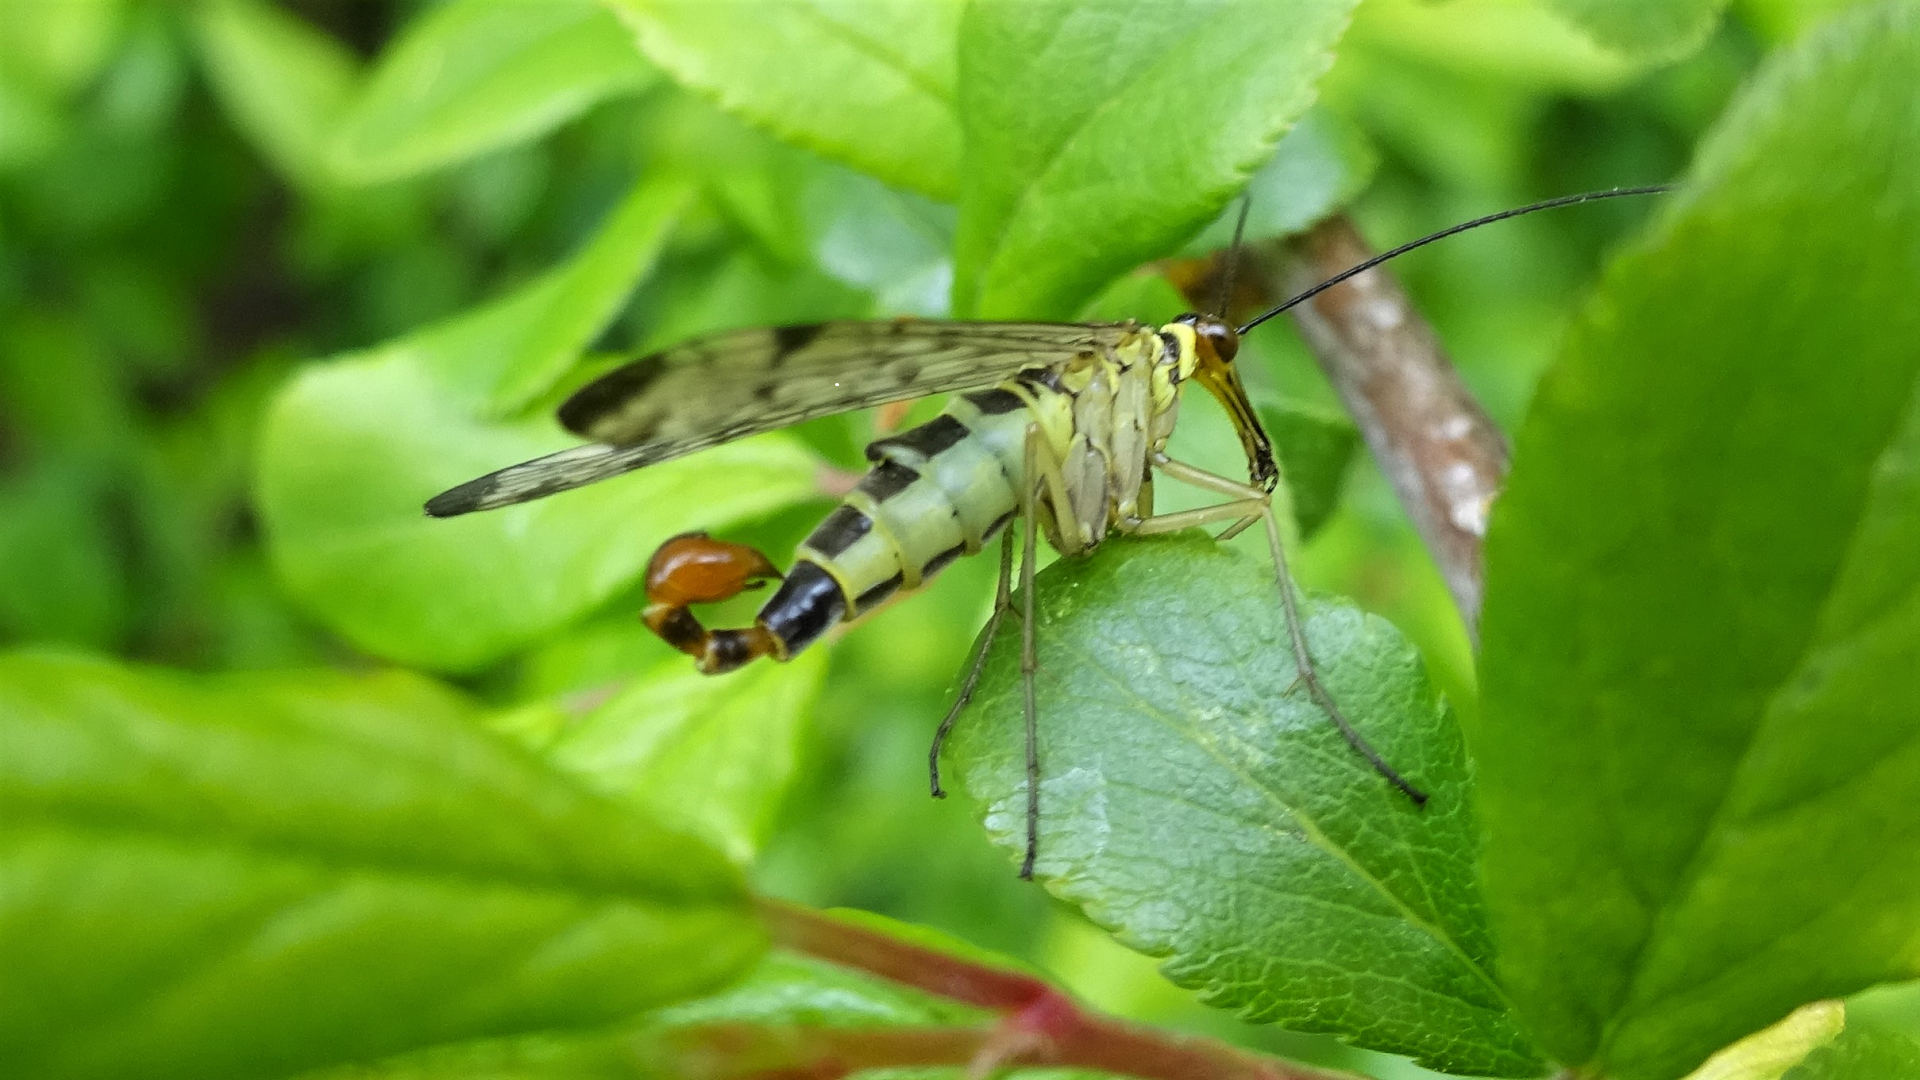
xmin=1170 ymin=214 xmax=1508 ymax=636
xmin=747 ymin=899 xmax=1366 ymax=1080
xmin=1270 ymin=215 xmax=1508 ymax=634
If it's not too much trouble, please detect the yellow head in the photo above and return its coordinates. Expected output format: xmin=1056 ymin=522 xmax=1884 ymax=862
xmin=1167 ymin=313 xmax=1277 ymax=491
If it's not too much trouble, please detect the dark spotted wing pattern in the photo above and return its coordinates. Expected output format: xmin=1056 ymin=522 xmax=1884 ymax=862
xmin=425 ymin=319 xmax=1137 ymax=516
xmin=426 ymin=443 xmax=666 ymax=517
xmin=562 ymin=320 xmax=1133 ymax=445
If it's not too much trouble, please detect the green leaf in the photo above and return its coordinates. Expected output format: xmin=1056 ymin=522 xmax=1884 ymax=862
xmin=640 ymin=91 xmax=938 ymax=293
xmin=0 ymin=0 xmax=124 ymax=100
xmin=0 ymin=69 xmax=65 ymax=170
xmin=952 ymin=0 xmax=1360 ymax=319
xmin=1179 ymin=105 xmax=1379 ymax=256
xmin=333 ymin=0 xmax=656 ymax=184
xmin=1074 ymin=269 xmax=1188 ymax=325
xmin=295 ymin=908 xmax=1061 ymax=1080
xmin=0 ymin=311 xmax=132 ymax=463
xmin=1741 ymin=0 xmax=1885 ymax=45
xmin=1474 ymin=8 xmax=1920 ymax=1080
xmin=631 ymin=246 xmax=875 ymax=356
xmin=1685 ymin=1001 xmax=1845 ymax=1080
xmin=427 ymin=174 xmax=692 ymax=412
xmin=1784 ymin=1024 xmax=1920 ymax=1080
xmin=1546 ymin=0 xmax=1731 ymax=62
xmin=656 ymin=939 xmax=988 ymax=1029
xmin=949 ymin=534 xmax=1542 ymax=1077
xmin=291 ymin=907 xmax=1036 ymax=1080
xmin=540 ymin=651 xmax=829 ymax=866
xmin=1262 ymin=400 xmax=1359 ymax=540
xmin=643 ymin=93 xmax=820 ymax=267
xmin=257 ymin=176 xmax=820 ymax=671
xmin=0 ymin=650 xmax=760 ymax=1080
xmin=256 ymin=347 xmax=815 ymax=673
xmin=1845 ymin=979 xmax=1920 ymax=1043
xmin=293 ymin=944 xmax=990 ymax=1080
xmin=803 ymin=165 xmax=956 ymax=317
xmin=190 ymin=0 xmax=358 ymax=191
xmin=290 ymin=1033 xmax=661 ymax=1080
xmin=0 ymin=466 xmax=127 ymax=648
xmin=1338 ymin=0 xmax=1647 ymax=97
xmin=608 ymin=0 xmax=963 ymax=201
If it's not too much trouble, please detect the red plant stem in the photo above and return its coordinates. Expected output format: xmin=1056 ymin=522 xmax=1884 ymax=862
xmin=754 ymin=899 xmax=1366 ymax=1080
xmin=664 ymin=1023 xmax=988 ymax=1080
xmin=756 ymin=897 xmax=1046 ymax=1011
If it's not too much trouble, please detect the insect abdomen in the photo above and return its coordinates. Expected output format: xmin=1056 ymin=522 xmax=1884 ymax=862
xmin=754 ymin=387 xmax=1034 ymax=658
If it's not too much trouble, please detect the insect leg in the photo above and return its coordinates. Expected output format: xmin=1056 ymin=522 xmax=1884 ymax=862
xmin=1133 ymin=455 xmax=1428 ymax=806
xmin=1125 ymin=500 xmax=1267 ymax=535
xmin=641 ymin=533 xmax=785 ymax=674
xmin=1009 ymin=423 xmax=1089 ymax=880
xmin=929 ymin=525 xmax=1016 ymax=799
xmin=1214 ymin=513 xmax=1259 ymax=541
xmin=1018 ymin=429 xmax=1045 ymax=879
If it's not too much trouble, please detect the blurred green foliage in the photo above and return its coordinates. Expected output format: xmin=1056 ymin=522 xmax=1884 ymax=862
xmin=2 ymin=2 xmax=1917 ymax=1080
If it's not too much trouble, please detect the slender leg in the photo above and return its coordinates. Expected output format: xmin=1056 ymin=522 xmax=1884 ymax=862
xmin=1019 ymin=483 xmax=1042 ymax=879
xmin=1008 ymin=425 xmax=1088 ymax=880
xmin=1126 ymin=499 xmax=1267 ymax=535
xmin=929 ymin=526 xmax=1017 ymax=798
xmin=1214 ymin=513 xmax=1259 ymax=541
xmin=1018 ymin=429 xmax=1045 ymax=879
xmin=1132 ymin=453 xmax=1428 ymax=805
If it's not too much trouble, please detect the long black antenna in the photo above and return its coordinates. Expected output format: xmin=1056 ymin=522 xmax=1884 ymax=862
xmin=1236 ymin=184 xmax=1671 ymax=336
xmin=1211 ymin=195 xmax=1253 ymax=317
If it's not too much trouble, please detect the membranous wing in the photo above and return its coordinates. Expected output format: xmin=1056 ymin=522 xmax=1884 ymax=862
xmin=425 ymin=319 xmax=1135 ymax=516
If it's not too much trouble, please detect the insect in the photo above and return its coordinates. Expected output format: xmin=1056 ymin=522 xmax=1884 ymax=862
xmin=427 ymin=186 xmax=1666 ymax=878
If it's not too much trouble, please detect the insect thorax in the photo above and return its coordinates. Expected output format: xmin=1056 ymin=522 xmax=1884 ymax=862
xmin=1024 ymin=327 xmax=1185 ymax=550
xmin=742 ymin=325 xmax=1190 ymax=661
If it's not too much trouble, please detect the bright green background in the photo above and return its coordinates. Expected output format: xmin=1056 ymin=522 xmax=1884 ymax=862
xmin=2 ymin=2 xmax=1915 ymax=1079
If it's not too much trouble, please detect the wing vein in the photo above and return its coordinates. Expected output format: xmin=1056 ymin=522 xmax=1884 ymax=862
xmin=425 ymin=319 xmax=1137 ymax=516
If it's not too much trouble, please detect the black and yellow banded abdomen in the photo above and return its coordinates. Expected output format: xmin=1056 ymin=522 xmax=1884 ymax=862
xmin=754 ymin=386 xmax=1037 ymax=658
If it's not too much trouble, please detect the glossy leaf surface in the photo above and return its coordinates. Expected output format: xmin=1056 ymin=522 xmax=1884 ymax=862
xmin=0 ymin=651 xmax=759 ymax=1080
xmin=334 ymin=0 xmax=656 ymax=182
xmin=535 ymin=651 xmax=829 ymax=866
xmin=951 ymin=534 xmax=1541 ymax=1077
xmin=609 ymin=0 xmax=963 ymax=200
xmin=257 ymin=177 xmax=819 ymax=670
xmin=191 ymin=0 xmax=358 ymax=191
xmin=952 ymin=0 xmax=1359 ymax=318
xmin=1476 ymin=8 xmax=1920 ymax=1078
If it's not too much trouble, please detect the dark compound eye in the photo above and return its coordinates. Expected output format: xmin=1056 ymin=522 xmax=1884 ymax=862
xmin=1172 ymin=312 xmax=1241 ymax=364
xmin=1198 ymin=316 xmax=1240 ymax=363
